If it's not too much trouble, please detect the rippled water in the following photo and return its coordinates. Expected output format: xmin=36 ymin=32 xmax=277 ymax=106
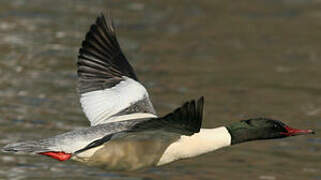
xmin=0 ymin=0 xmax=320 ymax=179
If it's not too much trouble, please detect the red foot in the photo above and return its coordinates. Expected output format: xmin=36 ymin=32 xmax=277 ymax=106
xmin=39 ymin=151 xmax=72 ymax=161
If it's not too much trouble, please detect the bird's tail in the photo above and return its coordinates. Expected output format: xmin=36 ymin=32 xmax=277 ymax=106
xmin=3 ymin=139 xmax=55 ymax=153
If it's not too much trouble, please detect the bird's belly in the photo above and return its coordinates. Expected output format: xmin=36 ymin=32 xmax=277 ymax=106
xmin=72 ymin=138 xmax=170 ymax=171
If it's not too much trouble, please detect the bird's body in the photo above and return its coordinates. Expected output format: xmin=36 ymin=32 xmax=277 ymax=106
xmin=3 ymin=13 xmax=313 ymax=171
xmin=72 ymin=127 xmax=231 ymax=170
xmin=73 ymin=130 xmax=178 ymax=170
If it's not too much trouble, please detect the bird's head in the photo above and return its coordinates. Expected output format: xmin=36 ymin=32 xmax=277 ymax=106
xmin=226 ymin=118 xmax=314 ymax=145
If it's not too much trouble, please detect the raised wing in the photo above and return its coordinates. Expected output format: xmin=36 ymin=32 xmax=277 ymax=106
xmin=78 ymin=14 xmax=156 ymax=126
xmin=75 ymin=97 xmax=204 ymax=154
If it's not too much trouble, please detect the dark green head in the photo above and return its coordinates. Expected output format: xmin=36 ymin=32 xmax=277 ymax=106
xmin=226 ymin=118 xmax=314 ymax=145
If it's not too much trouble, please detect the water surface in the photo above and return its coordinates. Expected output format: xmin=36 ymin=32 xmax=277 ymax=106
xmin=0 ymin=0 xmax=320 ymax=179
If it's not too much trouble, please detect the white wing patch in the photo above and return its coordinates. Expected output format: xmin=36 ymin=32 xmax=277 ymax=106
xmin=80 ymin=76 xmax=154 ymax=126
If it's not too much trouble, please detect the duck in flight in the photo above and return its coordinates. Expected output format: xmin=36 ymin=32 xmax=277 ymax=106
xmin=3 ymin=14 xmax=314 ymax=171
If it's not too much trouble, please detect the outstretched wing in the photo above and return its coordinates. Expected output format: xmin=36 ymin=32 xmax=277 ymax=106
xmin=78 ymin=14 xmax=156 ymax=126
xmin=75 ymin=97 xmax=204 ymax=154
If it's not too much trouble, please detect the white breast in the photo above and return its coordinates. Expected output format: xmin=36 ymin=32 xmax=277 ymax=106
xmin=157 ymin=127 xmax=231 ymax=166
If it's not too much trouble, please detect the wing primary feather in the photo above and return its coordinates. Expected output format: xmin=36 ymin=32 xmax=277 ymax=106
xmin=197 ymin=96 xmax=204 ymax=129
xmin=77 ymin=13 xmax=156 ymax=125
xmin=129 ymin=97 xmax=205 ymax=135
xmin=78 ymin=13 xmax=139 ymax=94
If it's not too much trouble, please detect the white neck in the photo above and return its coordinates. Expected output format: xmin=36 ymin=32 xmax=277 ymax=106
xmin=157 ymin=127 xmax=231 ymax=166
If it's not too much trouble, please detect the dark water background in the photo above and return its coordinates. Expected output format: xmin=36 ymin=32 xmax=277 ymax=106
xmin=0 ymin=0 xmax=320 ymax=179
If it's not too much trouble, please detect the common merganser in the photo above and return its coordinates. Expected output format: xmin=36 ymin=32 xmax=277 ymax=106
xmin=3 ymin=14 xmax=314 ymax=171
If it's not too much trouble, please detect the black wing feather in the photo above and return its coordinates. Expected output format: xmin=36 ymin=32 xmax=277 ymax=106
xmin=78 ymin=13 xmax=139 ymax=94
xmin=129 ymin=96 xmax=204 ymax=135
